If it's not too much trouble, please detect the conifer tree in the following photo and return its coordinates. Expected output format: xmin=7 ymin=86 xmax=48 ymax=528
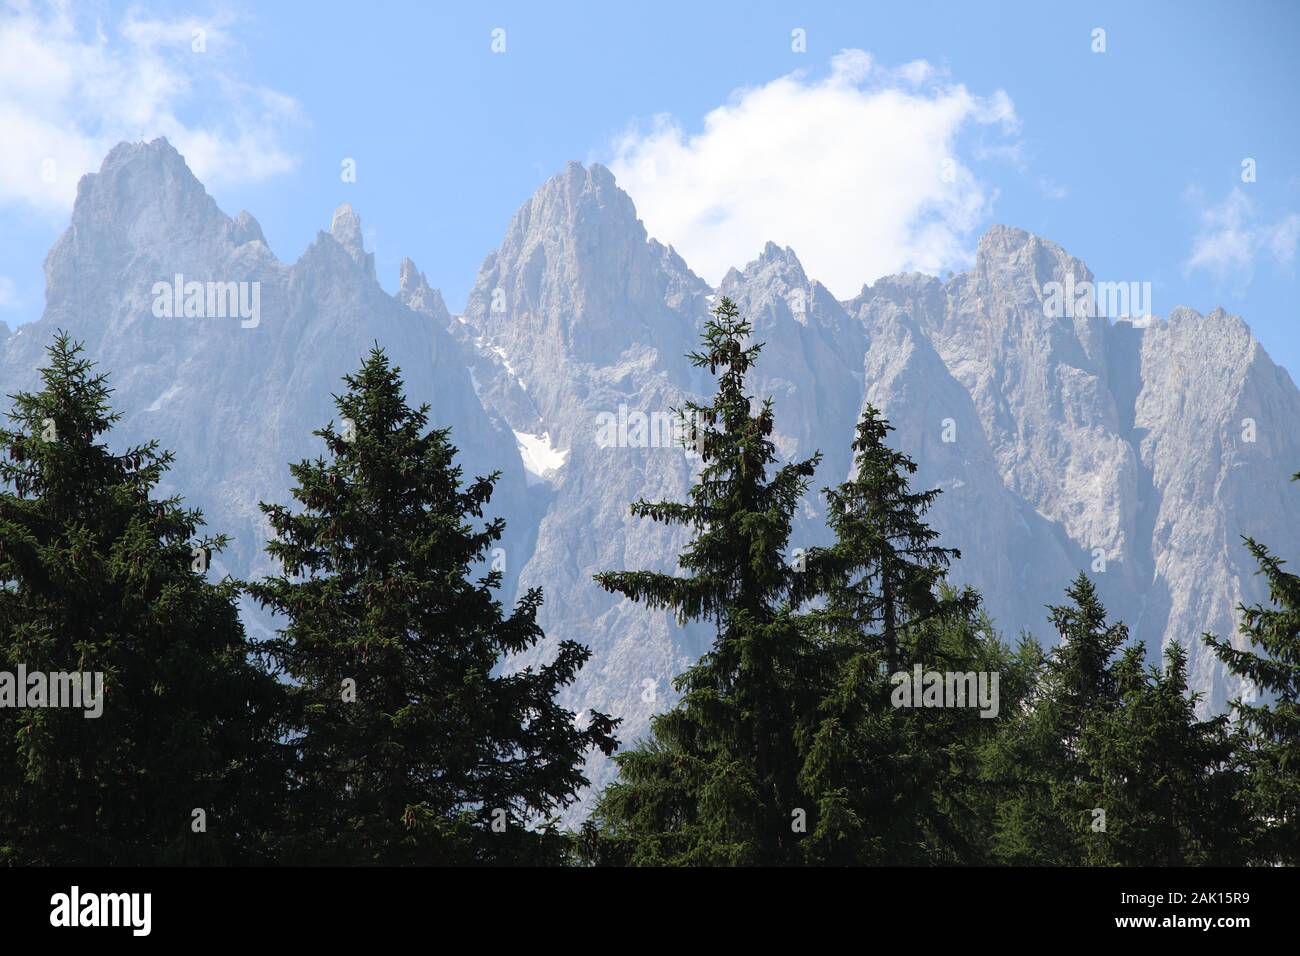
xmin=987 ymin=575 xmax=1252 ymax=867
xmin=794 ymin=593 xmax=1016 ymax=865
xmin=585 ymin=297 xmax=823 ymax=866
xmin=1079 ymin=643 xmax=1249 ymax=865
xmin=1204 ymin=495 xmax=1300 ymax=865
xmin=896 ymin=604 xmax=1027 ymax=864
xmin=0 ymin=333 xmax=284 ymax=865
xmin=792 ymin=408 xmax=997 ymax=864
xmin=249 ymin=346 xmax=616 ymax=865
xmin=800 ymin=405 xmax=972 ymax=672
xmin=987 ymin=573 xmax=1128 ymax=864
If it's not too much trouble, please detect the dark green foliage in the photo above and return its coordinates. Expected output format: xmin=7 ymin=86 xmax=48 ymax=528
xmin=985 ymin=574 xmax=1129 ymax=864
xmin=0 ymin=333 xmax=285 ymax=865
xmin=797 ymin=593 xmax=1020 ymax=865
xmin=1204 ymin=493 xmax=1300 ymax=865
xmin=796 ymin=405 xmax=973 ymax=672
xmin=791 ymin=405 xmax=1003 ymax=864
xmin=987 ymin=574 xmax=1251 ymax=865
xmin=586 ymin=298 xmax=823 ymax=865
xmin=249 ymin=346 xmax=615 ymax=865
xmin=1078 ymin=643 xmax=1249 ymax=864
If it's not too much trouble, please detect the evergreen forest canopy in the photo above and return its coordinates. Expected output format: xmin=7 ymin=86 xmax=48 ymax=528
xmin=0 ymin=307 xmax=1295 ymax=866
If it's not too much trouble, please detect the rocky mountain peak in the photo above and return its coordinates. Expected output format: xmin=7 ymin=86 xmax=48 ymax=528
xmin=97 ymin=136 xmax=198 ymax=184
xmin=328 ymin=203 xmax=375 ymax=279
xmin=721 ymin=243 xmax=813 ymax=325
xmin=466 ymin=161 xmax=699 ymax=367
xmin=972 ymin=225 xmax=1102 ymax=335
xmin=399 ymin=257 xmax=429 ymax=295
xmin=514 ymin=161 xmax=641 ymax=250
xmin=747 ymin=241 xmax=809 ymax=282
xmin=63 ymin=136 xmax=225 ymax=249
xmin=232 ymin=210 xmax=266 ymax=247
xmin=396 ymin=257 xmax=450 ymax=324
xmin=329 ymin=202 xmax=363 ymax=250
xmin=954 ymin=224 xmax=1110 ymax=370
xmin=42 ymin=137 xmax=236 ymax=325
xmin=974 ymin=224 xmax=1094 ymax=306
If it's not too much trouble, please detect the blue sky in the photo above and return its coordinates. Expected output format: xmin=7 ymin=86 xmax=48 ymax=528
xmin=2 ymin=0 xmax=1299 ymax=372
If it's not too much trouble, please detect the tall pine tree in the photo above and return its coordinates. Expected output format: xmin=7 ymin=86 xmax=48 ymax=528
xmin=799 ymin=405 xmax=972 ymax=672
xmin=0 ymin=333 xmax=284 ymax=864
xmin=1204 ymin=491 xmax=1300 ymax=864
xmin=1078 ymin=643 xmax=1250 ymax=865
xmin=249 ymin=346 xmax=616 ymax=865
xmin=793 ymin=407 xmax=996 ymax=864
xmin=585 ymin=297 xmax=824 ymax=866
xmin=986 ymin=573 xmax=1128 ymax=865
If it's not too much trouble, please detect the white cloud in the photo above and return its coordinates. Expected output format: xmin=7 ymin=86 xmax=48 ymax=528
xmin=0 ymin=0 xmax=302 ymax=216
xmin=0 ymin=276 xmax=17 ymax=308
xmin=1186 ymin=187 xmax=1299 ymax=283
xmin=608 ymin=50 xmax=1019 ymax=297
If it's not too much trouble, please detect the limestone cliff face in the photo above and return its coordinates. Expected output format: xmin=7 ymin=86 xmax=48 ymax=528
xmin=1123 ymin=306 xmax=1300 ymax=705
xmin=844 ymin=272 xmax=1078 ymax=644
xmin=7 ymin=138 xmax=526 ymax=633
xmin=14 ymin=142 xmax=1299 ymax=813
xmin=456 ymin=171 xmax=1300 ymax=732
xmin=457 ymin=162 xmax=714 ymax=790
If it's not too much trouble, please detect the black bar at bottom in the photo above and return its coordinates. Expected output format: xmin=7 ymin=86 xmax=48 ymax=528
xmin=0 ymin=865 xmax=1290 ymax=941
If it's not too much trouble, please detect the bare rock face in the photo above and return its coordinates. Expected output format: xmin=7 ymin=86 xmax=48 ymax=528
xmin=1123 ymin=306 xmax=1300 ymax=705
xmin=457 ymin=163 xmax=715 ymax=802
xmin=719 ymin=242 xmax=865 ymax=488
xmin=924 ymin=227 xmax=1143 ymax=603
xmin=6 ymin=138 xmax=525 ymax=633
xmin=328 ymin=203 xmax=376 ymax=279
xmin=844 ymin=273 xmax=1078 ymax=641
xmin=13 ymin=142 xmax=1300 ymax=817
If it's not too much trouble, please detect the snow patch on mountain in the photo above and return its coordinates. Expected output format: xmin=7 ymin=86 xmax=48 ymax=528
xmin=513 ymin=430 xmax=568 ymax=484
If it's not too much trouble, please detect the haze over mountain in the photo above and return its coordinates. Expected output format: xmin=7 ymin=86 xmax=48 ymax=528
xmin=8 ymin=138 xmax=1299 ymax=810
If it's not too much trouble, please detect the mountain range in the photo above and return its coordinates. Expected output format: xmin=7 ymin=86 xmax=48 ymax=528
xmin=6 ymin=138 xmax=1299 ymax=812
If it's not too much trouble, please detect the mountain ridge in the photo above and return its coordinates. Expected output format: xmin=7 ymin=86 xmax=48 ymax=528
xmin=7 ymin=138 xmax=1298 ymax=813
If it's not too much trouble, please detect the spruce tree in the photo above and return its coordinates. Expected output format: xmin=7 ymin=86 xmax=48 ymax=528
xmin=987 ymin=573 xmax=1128 ymax=865
xmin=0 ymin=333 xmax=284 ymax=865
xmin=1204 ymin=498 xmax=1300 ymax=865
xmin=800 ymin=405 xmax=971 ymax=672
xmin=249 ymin=346 xmax=616 ymax=865
xmin=792 ymin=408 xmax=996 ymax=864
xmin=1079 ymin=643 xmax=1249 ymax=865
xmin=586 ymin=297 xmax=823 ymax=866
xmin=795 ymin=593 xmax=1016 ymax=865
xmin=987 ymin=574 xmax=1251 ymax=866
